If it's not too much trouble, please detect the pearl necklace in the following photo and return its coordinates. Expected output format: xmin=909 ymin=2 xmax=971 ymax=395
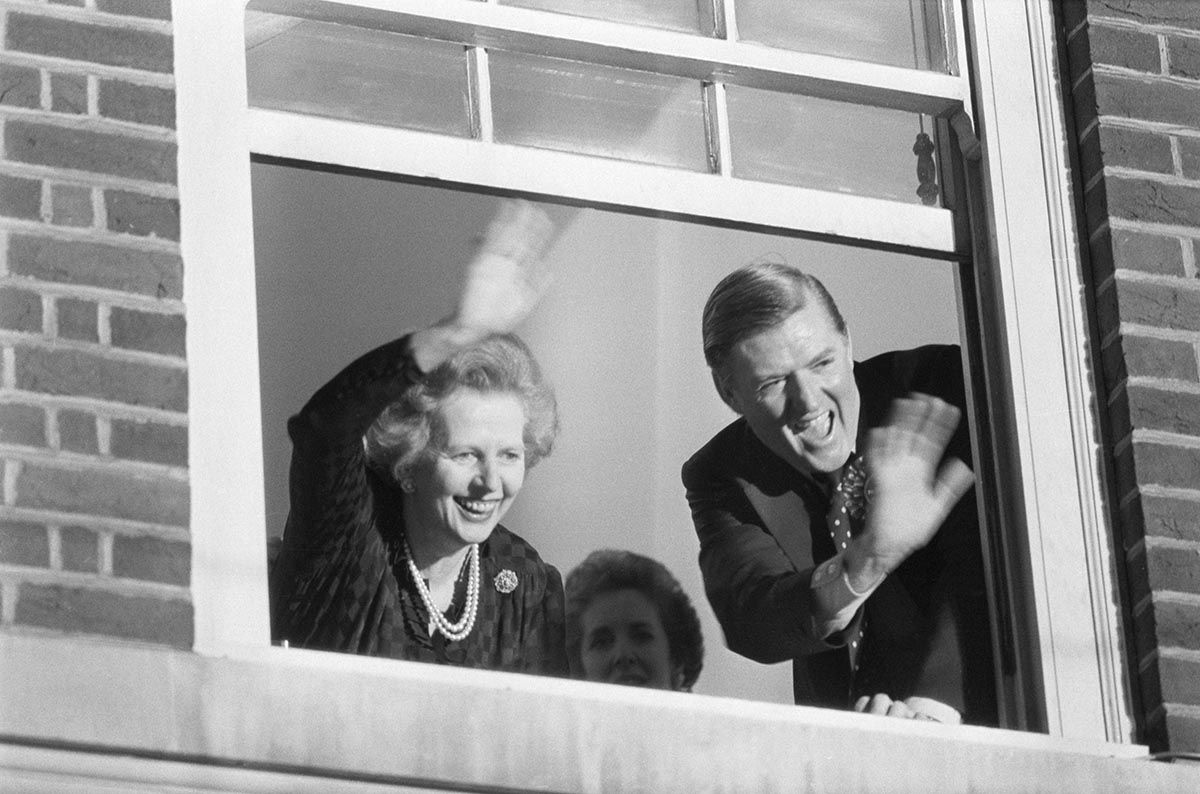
xmin=403 ymin=537 xmax=480 ymax=642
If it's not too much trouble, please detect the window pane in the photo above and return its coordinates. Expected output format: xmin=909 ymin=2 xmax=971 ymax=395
xmin=253 ymin=162 xmax=966 ymax=704
xmin=490 ymin=51 xmax=708 ymax=172
xmin=245 ymin=11 xmax=471 ymax=136
xmin=501 ymin=0 xmax=706 ymax=35
xmin=727 ymin=86 xmax=941 ymax=206
xmin=737 ymin=0 xmax=949 ymax=72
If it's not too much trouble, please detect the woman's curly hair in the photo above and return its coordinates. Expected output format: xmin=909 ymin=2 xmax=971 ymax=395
xmin=565 ymin=549 xmax=704 ymax=692
xmin=365 ymin=333 xmax=558 ymax=483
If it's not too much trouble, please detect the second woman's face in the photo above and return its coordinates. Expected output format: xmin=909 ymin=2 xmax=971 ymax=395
xmin=406 ymin=389 xmax=527 ymax=554
xmin=580 ymin=588 xmax=676 ymax=690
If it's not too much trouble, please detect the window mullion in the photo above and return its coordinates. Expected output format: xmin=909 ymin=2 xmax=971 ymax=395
xmin=468 ymin=47 xmax=494 ymax=144
xmin=248 ymin=0 xmax=969 ymax=117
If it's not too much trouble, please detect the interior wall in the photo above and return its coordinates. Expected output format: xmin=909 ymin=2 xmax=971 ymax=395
xmin=251 ymin=162 xmax=961 ymax=703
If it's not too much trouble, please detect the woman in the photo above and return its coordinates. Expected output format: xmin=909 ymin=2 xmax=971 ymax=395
xmin=565 ymin=550 xmax=704 ymax=692
xmin=269 ymin=200 xmax=567 ymax=675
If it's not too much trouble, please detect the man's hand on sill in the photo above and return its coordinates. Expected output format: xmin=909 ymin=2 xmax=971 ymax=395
xmin=854 ymin=693 xmax=962 ymax=725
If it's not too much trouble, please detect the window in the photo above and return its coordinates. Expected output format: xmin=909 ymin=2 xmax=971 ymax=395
xmin=179 ymin=0 xmax=1132 ymax=745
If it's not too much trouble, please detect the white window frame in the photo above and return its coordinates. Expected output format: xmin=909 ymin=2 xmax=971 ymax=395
xmin=179 ymin=0 xmax=1133 ymax=747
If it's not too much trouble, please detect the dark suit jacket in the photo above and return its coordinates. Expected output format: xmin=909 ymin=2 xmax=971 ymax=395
xmin=682 ymin=345 xmax=997 ymax=725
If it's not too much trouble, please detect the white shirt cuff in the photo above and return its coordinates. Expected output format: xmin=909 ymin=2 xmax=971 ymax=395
xmin=904 ymin=696 xmax=962 ymax=725
xmin=809 ymin=551 xmax=885 ymax=639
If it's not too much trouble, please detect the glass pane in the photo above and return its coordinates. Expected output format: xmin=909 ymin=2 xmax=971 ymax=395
xmin=501 ymin=0 xmax=706 ymax=35
xmin=727 ymin=86 xmax=941 ymax=206
xmin=490 ymin=51 xmax=708 ymax=172
xmin=245 ymin=10 xmax=471 ymax=136
xmin=737 ymin=0 xmax=949 ymax=72
xmin=253 ymin=162 xmax=968 ymax=706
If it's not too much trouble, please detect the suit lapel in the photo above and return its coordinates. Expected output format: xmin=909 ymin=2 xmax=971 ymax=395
xmin=732 ymin=424 xmax=816 ymax=571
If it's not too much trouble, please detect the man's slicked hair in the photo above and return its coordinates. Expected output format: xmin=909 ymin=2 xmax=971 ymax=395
xmin=701 ymin=261 xmax=846 ymax=374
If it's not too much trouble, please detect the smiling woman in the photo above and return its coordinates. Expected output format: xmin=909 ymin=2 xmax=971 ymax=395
xmin=268 ymin=200 xmax=569 ymax=674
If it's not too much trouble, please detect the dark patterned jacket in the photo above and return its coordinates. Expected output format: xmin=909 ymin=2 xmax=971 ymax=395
xmin=269 ymin=335 xmax=567 ymax=675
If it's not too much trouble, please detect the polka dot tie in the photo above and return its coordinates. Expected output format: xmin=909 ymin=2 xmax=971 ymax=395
xmin=829 ymin=452 xmax=867 ymax=672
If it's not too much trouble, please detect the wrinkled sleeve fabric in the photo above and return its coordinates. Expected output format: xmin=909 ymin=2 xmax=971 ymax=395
xmin=682 ymin=445 xmax=831 ymax=664
xmin=530 ymin=563 xmax=569 ymax=676
xmin=269 ymin=335 xmax=423 ymax=647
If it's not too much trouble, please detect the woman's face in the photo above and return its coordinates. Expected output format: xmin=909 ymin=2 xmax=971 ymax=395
xmin=405 ymin=389 xmax=526 ymax=556
xmin=579 ymin=588 xmax=677 ymax=690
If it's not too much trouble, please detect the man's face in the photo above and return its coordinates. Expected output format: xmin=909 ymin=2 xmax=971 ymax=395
xmin=717 ymin=303 xmax=860 ymax=475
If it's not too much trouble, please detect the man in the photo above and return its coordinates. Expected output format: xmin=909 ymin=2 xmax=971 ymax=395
xmin=682 ymin=262 xmax=997 ymax=725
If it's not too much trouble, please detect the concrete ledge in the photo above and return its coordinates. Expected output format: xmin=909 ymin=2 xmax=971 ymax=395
xmin=2 ymin=633 xmax=1197 ymax=792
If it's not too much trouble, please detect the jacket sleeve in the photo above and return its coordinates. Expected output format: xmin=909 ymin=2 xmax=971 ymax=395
xmin=269 ymin=334 xmax=424 ymax=642
xmin=682 ymin=450 xmax=833 ymax=664
xmin=527 ymin=563 xmax=569 ymax=677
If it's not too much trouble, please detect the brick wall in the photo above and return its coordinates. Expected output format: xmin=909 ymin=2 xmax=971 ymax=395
xmin=0 ymin=0 xmax=189 ymax=647
xmin=1062 ymin=0 xmax=1200 ymax=753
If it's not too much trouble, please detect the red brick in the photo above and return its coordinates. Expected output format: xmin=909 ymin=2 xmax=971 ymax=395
xmin=56 ymin=297 xmax=98 ymax=342
xmin=6 ymin=120 xmax=177 ymax=184
xmin=1181 ymin=138 xmax=1200 ymax=181
xmin=15 ymin=347 xmax=187 ymax=411
xmin=105 ymin=190 xmax=179 ymax=240
xmin=1133 ymin=440 xmax=1200 ymax=491
xmin=98 ymin=80 xmax=175 ymax=129
xmin=1127 ymin=383 xmax=1200 ymax=436
xmin=1095 ymin=72 xmax=1200 ymax=128
xmin=1114 ymin=278 xmax=1200 ymax=333
xmin=50 ymin=73 xmax=87 ymax=116
xmin=1078 ymin=130 xmax=1104 ymax=188
xmin=58 ymin=409 xmax=98 ymax=454
xmin=112 ymin=534 xmax=188 ymax=585
xmin=1150 ymin=598 xmax=1200 ymax=651
xmin=1107 ymin=379 xmax=1134 ymax=442
xmin=1111 ymin=229 xmax=1186 ymax=277
xmin=1106 ymin=177 xmax=1200 ymax=226
xmin=0 ymin=287 xmax=43 ymax=333
xmin=1127 ymin=545 xmax=1153 ymax=607
xmin=1147 ymin=543 xmax=1200 ymax=596
xmin=1084 ymin=24 xmax=1162 ymax=73
xmin=110 ymin=307 xmax=184 ymax=356
xmin=1162 ymin=709 xmax=1200 ymax=753
xmin=1098 ymin=125 xmax=1175 ymax=174
xmin=1071 ymin=70 xmax=1099 ymax=128
xmin=0 ymin=403 xmax=46 ymax=447
xmin=1089 ymin=0 xmax=1200 ymax=30
xmin=1136 ymin=651 xmax=1165 ymax=721
xmin=5 ymin=13 xmax=173 ymax=74
xmin=110 ymin=418 xmax=187 ymax=466
xmin=8 ymin=235 xmax=183 ymax=299
xmin=1106 ymin=335 xmax=1199 ymax=384
xmin=15 ymin=462 xmax=189 ymax=525
xmin=1139 ymin=495 xmax=1200 ymax=544
xmin=1096 ymin=278 xmax=1121 ymax=337
xmin=0 ymin=63 xmax=40 ymax=109
xmin=1084 ymin=175 xmax=1109 ymax=221
xmin=0 ymin=174 xmax=42 ymax=221
xmin=51 ymin=184 xmax=94 ymax=228
xmin=1087 ymin=225 xmax=1117 ymax=286
xmin=0 ymin=521 xmax=49 ymax=567
xmin=60 ymin=525 xmax=99 ymax=573
xmin=97 ymin=0 xmax=171 ymax=21
xmin=14 ymin=583 xmax=192 ymax=647
xmin=1168 ymin=35 xmax=1200 ymax=80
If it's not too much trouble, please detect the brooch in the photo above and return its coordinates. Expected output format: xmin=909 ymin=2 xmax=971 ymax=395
xmin=836 ymin=455 xmax=873 ymax=521
xmin=494 ymin=569 xmax=519 ymax=594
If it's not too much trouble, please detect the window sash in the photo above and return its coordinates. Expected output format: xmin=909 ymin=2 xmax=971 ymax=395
xmin=181 ymin=0 xmax=1133 ymax=746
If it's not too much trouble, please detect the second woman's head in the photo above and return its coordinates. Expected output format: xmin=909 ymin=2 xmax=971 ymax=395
xmin=366 ymin=334 xmax=557 ymax=555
